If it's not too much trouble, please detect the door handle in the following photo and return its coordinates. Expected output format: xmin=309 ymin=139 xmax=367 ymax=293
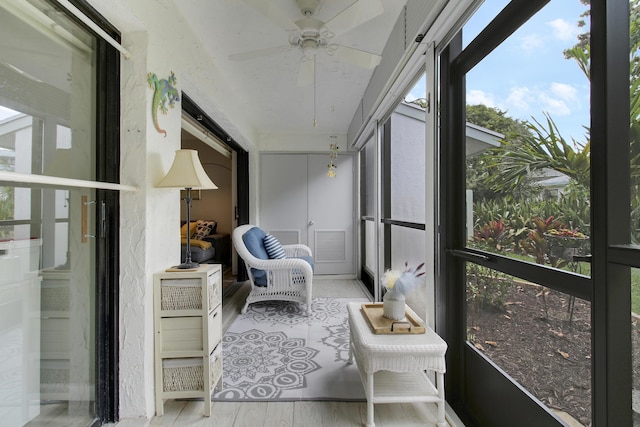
xmin=82 ymin=196 xmax=97 ymax=242
xmin=308 ymin=220 xmax=314 ymax=226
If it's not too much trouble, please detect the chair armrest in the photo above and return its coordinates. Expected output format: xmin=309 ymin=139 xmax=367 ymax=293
xmin=282 ymin=244 xmax=312 ymax=258
xmin=248 ymin=256 xmax=312 ymax=273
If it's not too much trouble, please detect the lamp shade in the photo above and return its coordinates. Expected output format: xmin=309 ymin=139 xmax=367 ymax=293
xmin=157 ymin=149 xmax=218 ymax=189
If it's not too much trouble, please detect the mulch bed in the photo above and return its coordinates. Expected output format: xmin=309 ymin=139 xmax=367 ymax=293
xmin=468 ymin=282 xmax=593 ymax=426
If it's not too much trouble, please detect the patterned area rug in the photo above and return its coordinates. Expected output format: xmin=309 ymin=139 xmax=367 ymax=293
xmin=212 ymin=298 xmax=368 ymax=402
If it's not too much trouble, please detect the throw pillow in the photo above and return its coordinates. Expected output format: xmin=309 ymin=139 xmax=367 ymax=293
xmin=193 ymin=220 xmax=215 ymax=240
xmin=242 ymin=227 xmax=269 ymax=286
xmin=180 ymin=221 xmax=198 ymax=238
xmin=242 ymin=226 xmax=269 ymax=259
xmin=263 ymin=233 xmax=286 ymax=259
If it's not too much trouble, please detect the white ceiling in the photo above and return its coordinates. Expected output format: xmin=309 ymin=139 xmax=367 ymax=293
xmin=173 ymin=0 xmax=407 ymax=136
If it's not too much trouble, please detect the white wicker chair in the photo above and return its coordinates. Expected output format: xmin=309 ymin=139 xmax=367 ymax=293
xmin=232 ymin=224 xmax=314 ymax=315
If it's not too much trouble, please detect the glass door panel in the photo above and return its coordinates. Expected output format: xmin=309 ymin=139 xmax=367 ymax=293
xmin=466 ymin=265 xmax=592 ymax=424
xmin=0 ymin=0 xmax=99 ymax=425
xmin=360 ymin=134 xmax=377 ymax=296
xmin=390 ymin=224 xmax=426 ymax=317
xmin=380 ymin=77 xmax=427 ymax=314
xmin=465 ymin=1 xmax=591 ymax=272
xmin=0 ymin=185 xmax=96 ymax=427
xmin=453 ymin=0 xmax=594 ymax=424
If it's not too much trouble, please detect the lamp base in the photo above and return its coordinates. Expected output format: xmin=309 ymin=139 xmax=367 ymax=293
xmin=172 ymin=261 xmax=200 ymax=270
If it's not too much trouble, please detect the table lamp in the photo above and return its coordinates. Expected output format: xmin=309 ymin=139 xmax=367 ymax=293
xmin=157 ymin=149 xmax=218 ymax=269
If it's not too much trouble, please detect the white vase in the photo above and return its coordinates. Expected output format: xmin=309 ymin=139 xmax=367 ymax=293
xmin=383 ymin=288 xmax=406 ymax=321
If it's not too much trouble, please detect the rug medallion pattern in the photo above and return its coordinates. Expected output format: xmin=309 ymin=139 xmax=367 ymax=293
xmin=213 ymin=298 xmax=367 ymax=401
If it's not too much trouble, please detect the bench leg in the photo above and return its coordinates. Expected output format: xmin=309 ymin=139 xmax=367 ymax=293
xmin=436 ymin=372 xmax=446 ymax=427
xmin=347 ymin=334 xmax=353 ymax=364
xmin=366 ymin=371 xmax=375 ymax=427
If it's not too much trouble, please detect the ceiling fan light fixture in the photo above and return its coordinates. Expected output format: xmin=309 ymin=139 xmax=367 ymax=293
xmin=301 ymin=38 xmax=318 ymax=58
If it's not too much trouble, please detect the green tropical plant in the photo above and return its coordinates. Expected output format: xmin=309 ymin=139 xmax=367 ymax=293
xmin=556 ymin=182 xmax=591 ymax=233
xmin=518 ymin=216 xmax=564 ymax=265
xmin=473 ymin=219 xmax=508 ymax=252
xmin=466 ymin=263 xmax=512 ymax=311
xmin=483 ymin=114 xmax=590 ymax=193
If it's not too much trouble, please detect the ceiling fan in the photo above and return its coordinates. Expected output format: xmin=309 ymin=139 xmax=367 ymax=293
xmin=231 ymin=0 xmax=384 ymax=87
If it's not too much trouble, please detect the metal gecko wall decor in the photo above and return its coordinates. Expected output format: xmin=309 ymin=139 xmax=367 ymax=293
xmin=147 ymin=71 xmax=180 ymax=137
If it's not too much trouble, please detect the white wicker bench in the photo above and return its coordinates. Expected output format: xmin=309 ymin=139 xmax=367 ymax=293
xmin=347 ymin=302 xmax=448 ymax=427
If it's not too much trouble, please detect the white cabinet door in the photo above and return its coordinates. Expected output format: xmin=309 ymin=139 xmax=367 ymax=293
xmin=260 ymin=153 xmax=354 ymax=275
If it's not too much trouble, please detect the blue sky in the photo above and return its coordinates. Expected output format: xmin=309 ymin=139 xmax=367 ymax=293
xmin=407 ymin=0 xmax=590 ymax=144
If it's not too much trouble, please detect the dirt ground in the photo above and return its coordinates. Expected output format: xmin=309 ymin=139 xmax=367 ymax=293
xmin=468 ymin=282 xmax=594 ymax=426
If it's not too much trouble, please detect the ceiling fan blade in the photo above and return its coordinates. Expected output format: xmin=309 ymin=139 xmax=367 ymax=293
xmin=297 ymin=57 xmax=315 ymax=87
xmin=229 ymin=45 xmax=292 ymax=61
xmin=241 ymin=0 xmax=298 ymax=31
xmin=331 ymin=45 xmax=381 ymax=69
xmin=323 ymin=0 xmax=384 ymax=37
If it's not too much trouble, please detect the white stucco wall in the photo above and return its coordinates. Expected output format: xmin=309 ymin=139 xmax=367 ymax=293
xmin=84 ymin=0 xmax=262 ymax=419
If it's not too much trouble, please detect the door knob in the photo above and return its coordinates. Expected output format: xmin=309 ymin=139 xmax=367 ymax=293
xmin=308 ymin=220 xmax=314 ymax=226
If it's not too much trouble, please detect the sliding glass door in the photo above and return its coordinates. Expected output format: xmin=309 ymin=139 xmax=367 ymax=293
xmin=0 ymin=0 xmax=120 ymax=425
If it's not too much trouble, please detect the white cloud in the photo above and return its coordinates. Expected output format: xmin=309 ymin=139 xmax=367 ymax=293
xmin=539 ymin=92 xmax=571 ymax=116
xmin=466 ymin=89 xmax=496 ymax=107
xmin=505 ymin=86 xmax=534 ymax=112
xmin=533 ymin=82 xmax=579 ymax=116
xmin=547 ymin=18 xmax=578 ymax=42
xmin=468 ymin=83 xmax=581 ymax=121
xmin=549 ymin=82 xmax=578 ymax=102
xmin=520 ymin=34 xmax=544 ymax=52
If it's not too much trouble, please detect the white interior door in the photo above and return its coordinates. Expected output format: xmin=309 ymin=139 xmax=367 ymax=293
xmin=260 ymin=154 xmax=309 ymax=246
xmin=306 ymin=154 xmax=354 ymax=275
xmin=260 ymin=153 xmax=354 ymax=275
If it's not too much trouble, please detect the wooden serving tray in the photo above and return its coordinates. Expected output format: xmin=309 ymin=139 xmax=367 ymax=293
xmin=361 ymin=303 xmax=426 ymax=334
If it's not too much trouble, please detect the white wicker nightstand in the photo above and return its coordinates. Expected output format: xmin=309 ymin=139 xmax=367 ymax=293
xmin=347 ymin=302 xmax=448 ymax=427
xmin=154 ymin=264 xmax=223 ymax=416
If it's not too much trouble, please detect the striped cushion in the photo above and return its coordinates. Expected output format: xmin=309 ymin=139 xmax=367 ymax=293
xmin=263 ymin=234 xmax=286 ymax=259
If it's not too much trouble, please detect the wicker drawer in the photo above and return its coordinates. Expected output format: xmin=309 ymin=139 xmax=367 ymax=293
xmin=41 ymin=281 xmax=70 ymax=312
xmin=162 ymin=357 xmax=203 ymax=392
xmin=162 ymin=348 xmax=222 ymax=392
xmin=160 ymin=278 xmax=206 ymax=311
xmin=160 ymin=270 xmax=221 ymax=312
